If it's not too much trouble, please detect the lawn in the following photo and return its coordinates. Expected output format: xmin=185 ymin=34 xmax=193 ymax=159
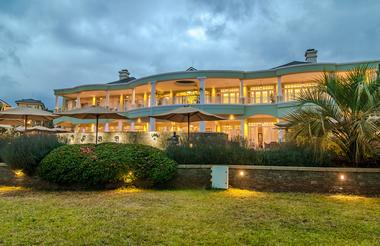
xmin=0 ymin=187 xmax=379 ymax=245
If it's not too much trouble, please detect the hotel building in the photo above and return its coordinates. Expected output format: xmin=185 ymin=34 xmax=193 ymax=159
xmin=53 ymin=50 xmax=380 ymax=148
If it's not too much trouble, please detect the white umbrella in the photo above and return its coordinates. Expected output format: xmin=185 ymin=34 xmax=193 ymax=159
xmin=57 ymin=106 xmax=128 ymax=144
xmin=0 ymin=107 xmax=58 ymax=131
xmin=150 ymin=105 xmax=225 ymax=139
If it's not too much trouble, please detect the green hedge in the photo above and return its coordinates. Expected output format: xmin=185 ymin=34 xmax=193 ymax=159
xmin=0 ymin=135 xmax=62 ymax=174
xmin=166 ymin=137 xmax=335 ymax=166
xmin=38 ymin=143 xmax=177 ymax=188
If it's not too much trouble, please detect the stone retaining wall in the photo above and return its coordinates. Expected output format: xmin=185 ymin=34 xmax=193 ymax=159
xmin=175 ymin=165 xmax=380 ymax=195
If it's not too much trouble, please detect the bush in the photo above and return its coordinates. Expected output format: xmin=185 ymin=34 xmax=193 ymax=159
xmin=166 ymin=136 xmax=335 ymax=166
xmin=0 ymin=135 xmax=62 ymax=174
xmin=0 ymin=137 xmax=10 ymax=162
xmin=38 ymin=143 xmax=177 ymax=188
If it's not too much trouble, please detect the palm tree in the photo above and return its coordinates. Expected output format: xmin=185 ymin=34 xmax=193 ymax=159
xmin=284 ymin=65 xmax=380 ymax=165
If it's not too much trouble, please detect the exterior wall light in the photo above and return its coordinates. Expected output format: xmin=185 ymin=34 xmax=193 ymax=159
xmin=239 ymin=171 xmax=245 ymax=177
xmin=339 ymin=174 xmax=345 ymax=181
xmin=14 ymin=170 xmax=24 ymax=178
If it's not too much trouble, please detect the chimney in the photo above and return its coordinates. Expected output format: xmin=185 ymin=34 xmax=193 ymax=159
xmin=118 ymin=69 xmax=130 ymax=80
xmin=305 ymin=49 xmax=318 ymax=63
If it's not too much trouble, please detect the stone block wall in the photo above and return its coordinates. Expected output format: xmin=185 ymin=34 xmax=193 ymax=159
xmin=175 ymin=165 xmax=380 ymax=195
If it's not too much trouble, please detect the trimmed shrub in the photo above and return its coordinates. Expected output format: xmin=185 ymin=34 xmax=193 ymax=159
xmin=0 ymin=135 xmax=62 ymax=174
xmin=166 ymin=137 xmax=335 ymax=166
xmin=38 ymin=143 xmax=177 ymax=188
xmin=0 ymin=137 xmax=10 ymax=162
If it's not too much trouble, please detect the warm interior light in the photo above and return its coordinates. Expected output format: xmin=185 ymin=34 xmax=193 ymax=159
xmin=14 ymin=170 xmax=24 ymax=178
xmin=339 ymin=174 xmax=345 ymax=181
xmin=239 ymin=171 xmax=245 ymax=177
xmin=229 ymin=114 xmax=235 ymax=120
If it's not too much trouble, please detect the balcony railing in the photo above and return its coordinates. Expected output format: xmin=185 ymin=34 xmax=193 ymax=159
xmin=57 ymin=95 xmax=291 ymax=113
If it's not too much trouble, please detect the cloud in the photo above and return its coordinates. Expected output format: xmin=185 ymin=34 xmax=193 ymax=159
xmin=0 ymin=0 xmax=379 ymax=108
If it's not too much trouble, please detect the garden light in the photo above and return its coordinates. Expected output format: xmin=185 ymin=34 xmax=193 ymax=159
xmin=14 ymin=170 xmax=24 ymax=178
xmin=239 ymin=171 xmax=245 ymax=177
xmin=339 ymin=174 xmax=345 ymax=181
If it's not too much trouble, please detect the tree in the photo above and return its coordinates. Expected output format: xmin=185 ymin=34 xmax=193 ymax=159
xmin=284 ymin=65 xmax=380 ymax=165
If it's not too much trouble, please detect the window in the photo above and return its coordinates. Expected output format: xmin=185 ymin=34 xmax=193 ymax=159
xmin=220 ymin=88 xmax=239 ymax=104
xmin=283 ymin=82 xmax=317 ymax=102
xmin=248 ymin=85 xmax=275 ymax=104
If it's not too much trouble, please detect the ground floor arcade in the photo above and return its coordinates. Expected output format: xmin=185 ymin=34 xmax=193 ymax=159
xmin=57 ymin=114 xmax=284 ymax=148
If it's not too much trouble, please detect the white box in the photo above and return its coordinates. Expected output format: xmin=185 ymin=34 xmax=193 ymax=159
xmin=211 ymin=165 xmax=229 ymax=189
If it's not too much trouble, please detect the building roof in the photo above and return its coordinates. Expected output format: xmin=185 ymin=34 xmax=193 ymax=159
xmin=107 ymin=76 xmax=137 ymax=85
xmin=15 ymin=98 xmax=44 ymax=104
xmin=0 ymin=98 xmax=11 ymax=107
xmin=271 ymin=61 xmax=311 ymax=69
xmin=54 ymin=59 xmax=380 ymax=96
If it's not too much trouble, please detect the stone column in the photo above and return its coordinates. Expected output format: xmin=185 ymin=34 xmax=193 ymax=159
xmin=278 ymin=129 xmax=284 ymax=143
xmin=150 ymin=81 xmax=156 ymax=107
xmin=239 ymin=79 xmax=244 ymax=104
xmin=105 ymin=91 xmax=110 ymax=108
xmin=130 ymin=121 xmax=135 ymax=131
xmin=76 ymin=94 xmax=81 ymax=108
xmin=277 ymin=76 xmax=282 ymax=102
xmin=55 ymin=96 xmax=59 ymax=112
xmin=119 ymin=94 xmax=124 ymax=111
xmin=132 ymin=88 xmax=136 ymax=106
xmin=149 ymin=81 xmax=157 ymax=131
xmin=198 ymin=77 xmax=206 ymax=132
xmin=149 ymin=118 xmax=156 ymax=131
xmin=118 ymin=120 xmax=123 ymax=131
xmin=240 ymin=118 xmax=248 ymax=138
xmin=199 ymin=122 xmax=205 ymax=132
xmin=105 ymin=122 xmax=109 ymax=132
xmin=198 ymin=77 xmax=206 ymax=104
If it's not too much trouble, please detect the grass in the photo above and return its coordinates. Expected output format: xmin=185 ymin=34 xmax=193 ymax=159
xmin=0 ymin=187 xmax=379 ymax=245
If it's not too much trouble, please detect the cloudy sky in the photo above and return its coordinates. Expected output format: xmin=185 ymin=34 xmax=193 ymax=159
xmin=1 ymin=0 xmax=379 ymax=109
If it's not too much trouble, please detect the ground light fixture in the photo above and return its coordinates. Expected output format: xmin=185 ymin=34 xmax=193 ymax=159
xmin=14 ymin=170 xmax=24 ymax=178
xmin=339 ymin=174 xmax=345 ymax=181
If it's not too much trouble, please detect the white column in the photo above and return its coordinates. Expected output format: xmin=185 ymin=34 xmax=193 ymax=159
xmin=199 ymin=122 xmax=205 ymax=132
xmin=198 ymin=77 xmax=205 ymax=104
xmin=130 ymin=121 xmax=135 ymax=131
xmin=105 ymin=122 xmax=109 ymax=132
xmin=118 ymin=120 xmax=123 ymax=131
xmin=55 ymin=96 xmax=59 ymax=112
xmin=198 ymin=77 xmax=206 ymax=132
xmin=277 ymin=76 xmax=282 ymax=102
xmin=150 ymin=81 xmax=156 ymax=107
xmin=105 ymin=91 xmax=110 ymax=108
xmin=132 ymin=88 xmax=136 ymax=105
xmin=76 ymin=94 xmax=81 ymax=108
xmin=149 ymin=118 xmax=156 ymax=131
xmin=239 ymin=79 xmax=244 ymax=104
xmin=149 ymin=81 xmax=157 ymax=131
xmin=278 ymin=129 xmax=284 ymax=143
xmin=240 ymin=119 xmax=245 ymax=137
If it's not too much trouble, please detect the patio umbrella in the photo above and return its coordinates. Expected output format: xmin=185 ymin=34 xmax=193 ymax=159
xmin=0 ymin=107 xmax=58 ymax=131
xmin=15 ymin=125 xmax=71 ymax=133
xmin=0 ymin=118 xmax=24 ymax=127
xmin=150 ymin=105 xmax=225 ymax=139
xmin=57 ymin=106 xmax=128 ymax=144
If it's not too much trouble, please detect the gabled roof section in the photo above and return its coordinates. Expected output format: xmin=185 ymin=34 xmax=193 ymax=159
xmin=271 ymin=61 xmax=310 ymax=69
xmin=107 ymin=76 xmax=136 ymax=85
xmin=54 ymin=59 xmax=380 ymax=96
xmin=15 ymin=98 xmax=44 ymax=104
xmin=0 ymin=98 xmax=11 ymax=107
xmin=186 ymin=67 xmax=197 ymax=71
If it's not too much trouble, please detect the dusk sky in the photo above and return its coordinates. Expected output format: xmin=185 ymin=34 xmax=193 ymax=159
xmin=1 ymin=0 xmax=379 ymax=109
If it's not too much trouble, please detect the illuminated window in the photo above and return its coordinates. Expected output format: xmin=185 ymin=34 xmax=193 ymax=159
xmin=220 ymin=88 xmax=240 ymax=104
xmin=283 ymin=83 xmax=317 ymax=102
xmin=248 ymin=85 xmax=275 ymax=104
